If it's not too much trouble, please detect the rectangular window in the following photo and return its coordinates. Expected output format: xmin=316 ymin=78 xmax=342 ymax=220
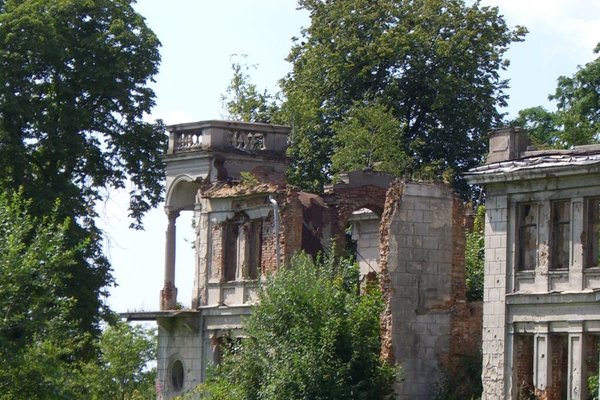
xmin=245 ymin=219 xmax=262 ymax=280
xmin=587 ymin=198 xmax=600 ymax=268
xmin=517 ymin=203 xmax=538 ymax=271
xmin=551 ymin=201 xmax=570 ymax=270
xmin=223 ymin=223 xmax=238 ymax=281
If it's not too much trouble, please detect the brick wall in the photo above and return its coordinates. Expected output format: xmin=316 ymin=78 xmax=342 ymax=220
xmin=546 ymin=334 xmax=568 ymax=400
xmin=378 ymin=181 xmax=481 ymax=399
xmin=515 ymin=334 xmax=534 ymax=399
xmin=324 ymin=184 xmax=388 ymax=252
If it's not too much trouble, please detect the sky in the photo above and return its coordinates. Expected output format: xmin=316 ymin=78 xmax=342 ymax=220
xmin=103 ymin=0 xmax=600 ymax=313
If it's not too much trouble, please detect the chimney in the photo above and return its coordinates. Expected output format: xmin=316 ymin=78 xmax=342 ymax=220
xmin=486 ymin=127 xmax=528 ymax=164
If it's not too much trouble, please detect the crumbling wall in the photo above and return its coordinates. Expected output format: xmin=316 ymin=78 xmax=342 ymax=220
xmin=278 ymin=187 xmax=304 ymax=267
xmin=439 ymin=199 xmax=483 ymax=397
xmin=379 ymin=181 xmax=482 ymax=399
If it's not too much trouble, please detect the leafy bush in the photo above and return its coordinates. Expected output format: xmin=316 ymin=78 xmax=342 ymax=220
xmin=589 ymin=374 xmax=599 ymax=400
xmin=192 ymin=252 xmax=397 ymax=400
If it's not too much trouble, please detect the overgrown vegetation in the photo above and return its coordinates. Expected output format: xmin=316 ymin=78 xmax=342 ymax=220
xmin=465 ymin=205 xmax=485 ymax=302
xmin=0 ymin=190 xmax=157 ymax=399
xmin=434 ymin=353 xmax=482 ymax=400
xmin=589 ymin=373 xmax=599 ymax=400
xmin=184 ymin=252 xmax=397 ymax=400
xmin=0 ymin=0 xmax=165 ymax=337
xmin=0 ymin=1 xmax=162 ymax=395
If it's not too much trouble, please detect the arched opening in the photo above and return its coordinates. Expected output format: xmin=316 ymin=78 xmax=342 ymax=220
xmin=170 ymin=359 xmax=184 ymax=391
xmin=161 ymin=175 xmax=202 ymax=310
xmin=346 ymin=206 xmax=382 ymax=282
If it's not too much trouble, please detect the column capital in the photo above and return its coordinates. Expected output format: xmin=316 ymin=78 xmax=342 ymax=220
xmin=165 ymin=208 xmax=181 ymax=221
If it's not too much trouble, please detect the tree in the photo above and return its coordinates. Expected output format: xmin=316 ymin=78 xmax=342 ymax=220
xmin=550 ymin=43 xmax=600 ymax=145
xmin=194 ymin=253 xmax=396 ymax=400
xmin=83 ymin=322 xmax=157 ymax=400
xmin=331 ymin=102 xmax=411 ymax=177
xmin=0 ymin=191 xmax=157 ymax=399
xmin=510 ymin=106 xmax=563 ymax=149
xmin=511 ymin=43 xmax=600 ymax=148
xmin=281 ymin=0 xmax=526 ymax=193
xmin=221 ymin=55 xmax=280 ymax=123
xmin=0 ymin=190 xmax=88 ymax=398
xmin=0 ymin=0 xmax=165 ymax=334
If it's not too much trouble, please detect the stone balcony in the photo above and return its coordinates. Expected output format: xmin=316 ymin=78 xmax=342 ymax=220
xmin=166 ymin=120 xmax=290 ymax=156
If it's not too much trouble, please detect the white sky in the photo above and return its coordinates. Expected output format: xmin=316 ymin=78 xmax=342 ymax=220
xmin=103 ymin=0 xmax=600 ymax=313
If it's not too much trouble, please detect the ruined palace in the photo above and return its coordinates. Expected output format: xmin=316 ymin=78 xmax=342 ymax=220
xmin=466 ymin=128 xmax=600 ymax=400
xmin=125 ymin=120 xmax=481 ymax=400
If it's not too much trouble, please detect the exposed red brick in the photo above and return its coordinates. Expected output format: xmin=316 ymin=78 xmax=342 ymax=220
xmin=378 ymin=180 xmax=404 ymax=364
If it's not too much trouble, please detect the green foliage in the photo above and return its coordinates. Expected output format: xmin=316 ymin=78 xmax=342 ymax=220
xmin=433 ymin=353 xmax=482 ymax=400
xmin=0 ymin=0 xmax=165 ymax=333
xmin=221 ymin=55 xmax=280 ymax=123
xmin=510 ymin=106 xmax=563 ymax=149
xmin=0 ymin=190 xmax=157 ymax=399
xmin=331 ymin=102 xmax=411 ymax=177
xmin=240 ymin=171 xmax=260 ymax=188
xmin=0 ymin=190 xmax=88 ymax=398
xmin=465 ymin=205 xmax=485 ymax=301
xmin=551 ymin=43 xmax=600 ymax=146
xmin=282 ymin=0 xmax=527 ymax=194
xmin=512 ymin=43 xmax=600 ymax=148
xmin=82 ymin=322 xmax=157 ymax=400
xmin=195 ymin=253 xmax=396 ymax=400
xmin=589 ymin=373 xmax=599 ymax=400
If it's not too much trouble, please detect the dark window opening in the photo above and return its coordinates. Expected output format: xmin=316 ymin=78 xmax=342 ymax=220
xmin=515 ymin=334 xmax=534 ymax=399
xmin=587 ymin=198 xmax=600 ymax=268
xmin=246 ymin=219 xmax=262 ymax=280
xmin=345 ymin=223 xmax=358 ymax=263
xmin=170 ymin=359 xmax=184 ymax=391
xmin=518 ymin=204 xmax=538 ymax=271
xmin=549 ymin=334 xmax=568 ymax=400
xmin=223 ymin=221 xmax=240 ymax=282
xmin=551 ymin=201 xmax=570 ymax=270
xmin=213 ymin=336 xmax=242 ymax=365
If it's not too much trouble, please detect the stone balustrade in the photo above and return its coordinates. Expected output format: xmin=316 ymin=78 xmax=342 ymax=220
xmin=166 ymin=120 xmax=290 ymax=156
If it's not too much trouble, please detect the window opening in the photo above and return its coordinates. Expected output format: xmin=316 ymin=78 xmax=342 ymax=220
xmin=213 ymin=336 xmax=241 ymax=365
xmin=518 ymin=203 xmax=538 ymax=271
xmin=587 ymin=198 xmax=600 ymax=268
xmin=223 ymin=222 xmax=239 ymax=281
xmin=245 ymin=219 xmax=262 ymax=280
xmin=514 ymin=334 xmax=534 ymax=399
xmin=170 ymin=360 xmax=184 ymax=391
xmin=551 ymin=201 xmax=570 ymax=270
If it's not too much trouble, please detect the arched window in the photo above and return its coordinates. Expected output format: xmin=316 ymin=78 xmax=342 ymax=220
xmin=170 ymin=359 xmax=184 ymax=391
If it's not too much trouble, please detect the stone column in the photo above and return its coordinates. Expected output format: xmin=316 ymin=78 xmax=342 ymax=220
xmin=568 ymin=329 xmax=585 ymax=400
xmin=571 ymin=199 xmax=584 ymax=290
xmin=160 ymin=209 xmax=180 ymax=310
xmin=534 ymin=326 xmax=552 ymax=397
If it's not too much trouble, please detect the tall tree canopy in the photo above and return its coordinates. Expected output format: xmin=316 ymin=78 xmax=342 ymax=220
xmin=0 ymin=0 xmax=165 ymax=333
xmin=221 ymin=56 xmax=279 ymax=123
xmin=0 ymin=191 xmax=157 ymax=399
xmin=512 ymin=43 xmax=600 ymax=148
xmin=280 ymin=0 xmax=526 ymax=193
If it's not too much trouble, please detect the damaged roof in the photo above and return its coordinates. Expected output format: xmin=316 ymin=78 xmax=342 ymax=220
xmin=465 ymin=146 xmax=600 ymax=184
